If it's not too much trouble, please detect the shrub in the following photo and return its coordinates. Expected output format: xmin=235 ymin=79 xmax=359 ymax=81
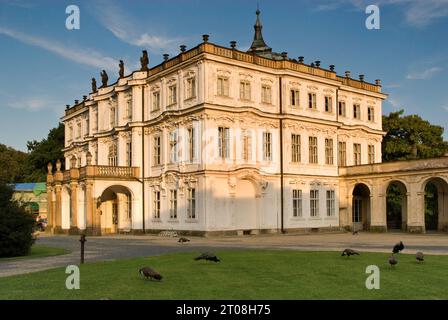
xmin=0 ymin=182 xmax=36 ymax=257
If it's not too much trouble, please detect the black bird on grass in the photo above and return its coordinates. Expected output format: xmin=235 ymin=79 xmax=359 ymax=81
xmin=194 ymin=252 xmax=220 ymax=262
xmin=341 ymin=248 xmax=360 ymax=257
xmin=392 ymin=241 xmax=404 ymax=254
xmin=139 ymin=267 xmax=163 ymax=281
xmin=416 ymin=251 xmax=424 ymax=262
xmin=178 ymin=237 xmax=190 ymax=243
xmin=388 ymin=255 xmax=398 ymax=267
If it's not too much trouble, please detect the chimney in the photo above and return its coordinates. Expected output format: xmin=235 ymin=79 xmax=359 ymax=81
xmin=298 ymin=56 xmax=304 ymax=63
xmin=345 ymin=71 xmax=351 ymax=78
xmin=359 ymin=74 xmax=365 ymax=82
xmin=202 ymin=34 xmax=209 ymax=43
xmin=83 ymin=95 xmax=87 ymax=101
xmin=74 ymin=100 xmax=79 ymax=104
xmin=65 ymin=104 xmax=70 ymax=110
xmin=281 ymin=52 xmax=288 ymax=60
xmin=180 ymin=45 xmax=186 ymax=52
xmin=310 ymin=62 xmax=315 ymax=67
xmin=375 ymin=79 xmax=382 ymax=86
xmin=329 ymin=65 xmax=335 ymax=72
xmin=230 ymin=41 xmax=237 ymax=49
xmin=315 ymin=61 xmax=321 ymax=68
xmin=163 ymin=54 xmax=169 ymax=61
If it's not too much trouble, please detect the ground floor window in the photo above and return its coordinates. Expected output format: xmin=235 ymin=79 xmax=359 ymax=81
xmin=310 ymin=189 xmax=319 ymax=217
xmin=187 ymin=188 xmax=196 ymax=219
xmin=326 ymin=190 xmax=335 ymax=216
xmin=153 ymin=191 xmax=160 ymax=219
xmin=292 ymin=189 xmax=302 ymax=217
xmin=170 ymin=190 xmax=177 ymax=219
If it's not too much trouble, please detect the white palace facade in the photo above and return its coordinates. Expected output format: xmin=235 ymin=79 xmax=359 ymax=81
xmin=46 ymin=11 xmax=448 ymax=235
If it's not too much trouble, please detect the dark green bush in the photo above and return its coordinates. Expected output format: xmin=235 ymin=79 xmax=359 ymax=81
xmin=0 ymin=182 xmax=36 ymax=257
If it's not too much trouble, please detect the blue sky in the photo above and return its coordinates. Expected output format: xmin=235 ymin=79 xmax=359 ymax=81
xmin=0 ymin=0 xmax=447 ymax=151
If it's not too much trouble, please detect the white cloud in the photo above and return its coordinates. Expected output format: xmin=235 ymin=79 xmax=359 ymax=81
xmin=443 ymin=105 xmax=448 ymax=112
xmin=388 ymin=98 xmax=403 ymax=109
xmin=4 ymin=95 xmax=63 ymax=112
xmin=0 ymin=26 xmax=117 ymax=71
xmin=95 ymin=2 xmax=184 ymax=54
xmin=406 ymin=67 xmax=442 ymax=80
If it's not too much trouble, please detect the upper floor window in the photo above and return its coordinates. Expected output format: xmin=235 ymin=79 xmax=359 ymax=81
xmin=308 ymin=93 xmax=317 ymax=109
xmin=325 ymin=96 xmax=333 ymax=113
xmin=338 ymin=141 xmax=347 ymax=166
xmin=92 ymin=108 xmax=98 ymax=132
xmin=353 ymin=143 xmax=361 ymax=165
xmin=242 ymin=129 xmax=252 ymax=162
xmin=126 ymin=99 xmax=132 ymax=120
xmin=108 ymin=142 xmax=118 ymax=167
xmin=152 ymin=91 xmax=160 ymax=111
xmin=353 ymin=104 xmax=361 ymax=120
xmin=84 ymin=118 xmax=89 ymax=137
xmin=217 ymin=76 xmax=229 ymax=96
xmin=290 ymin=89 xmax=300 ymax=108
xmin=76 ymin=122 xmax=81 ymax=139
xmin=240 ymin=81 xmax=251 ymax=100
xmin=291 ymin=134 xmax=301 ymax=163
xmin=261 ymin=85 xmax=272 ymax=104
xmin=188 ymin=127 xmax=195 ymax=162
xmin=153 ymin=135 xmax=161 ymax=165
xmin=186 ymin=77 xmax=196 ymax=99
xmin=325 ymin=138 xmax=334 ymax=165
xmin=126 ymin=140 xmax=132 ymax=167
xmin=309 ymin=136 xmax=318 ymax=164
xmin=338 ymin=101 xmax=346 ymax=117
xmin=367 ymin=106 xmax=375 ymax=122
xmin=168 ymin=85 xmax=177 ymax=105
xmin=68 ymin=125 xmax=73 ymax=142
xmin=263 ymin=132 xmax=272 ymax=161
xmin=218 ymin=127 xmax=230 ymax=159
xmin=169 ymin=130 xmax=178 ymax=163
xmin=110 ymin=106 xmax=116 ymax=127
xmin=368 ymin=144 xmax=375 ymax=164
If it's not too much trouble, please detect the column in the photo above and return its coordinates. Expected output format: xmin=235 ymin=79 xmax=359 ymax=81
xmin=70 ymin=182 xmax=78 ymax=231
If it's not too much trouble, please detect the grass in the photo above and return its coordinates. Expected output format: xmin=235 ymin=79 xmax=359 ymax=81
xmin=0 ymin=245 xmax=70 ymax=261
xmin=0 ymin=250 xmax=447 ymax=299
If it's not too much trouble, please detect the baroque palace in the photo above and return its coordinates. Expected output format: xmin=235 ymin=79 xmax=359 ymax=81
xmin=47 ymin=10 xmax=448 ymax=236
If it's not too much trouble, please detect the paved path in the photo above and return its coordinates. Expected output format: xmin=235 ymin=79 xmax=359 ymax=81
xmin=1 ymin=231 xmax=448 ymax=277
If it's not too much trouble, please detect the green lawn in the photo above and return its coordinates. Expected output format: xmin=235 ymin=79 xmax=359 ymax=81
xmin=0 ymin=250 xmax=446 ymax=299
xmin=0 ymin=246 xmax=70 ymax=261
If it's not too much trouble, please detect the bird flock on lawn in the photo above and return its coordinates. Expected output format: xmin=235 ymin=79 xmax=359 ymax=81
xmin=342 ymin=240 xmax=426 ymax=268
xmin=138 ymin=236 xmax=222 ymax=282
xmin=138 ymin=236 xmax=427 ymax=283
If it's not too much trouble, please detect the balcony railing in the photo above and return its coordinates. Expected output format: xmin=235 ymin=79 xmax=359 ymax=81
xmin=63 ymin=165 xmax=140 ymax=181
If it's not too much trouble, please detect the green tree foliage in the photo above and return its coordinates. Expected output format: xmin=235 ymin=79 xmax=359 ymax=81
xmin=425 ymin=183 xmax=438 ymax=230
xmin=382 ymin=110 xmax=448 ymax=162
xmin=23 ymin=123 xmax=65 ymax=182
xmin=386 ymin=184 xmax=403 ymax=229
xmin=0 ymin=181 xmax=36 ymax=257
xmin=0 ymin=144 xmax=28 ymax=183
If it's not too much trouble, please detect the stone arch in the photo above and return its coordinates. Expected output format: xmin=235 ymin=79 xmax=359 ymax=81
xmin=98 ymin=185 xmax=134 ymax=234
xmin=386 ymin=180 xmax=408 ymax=231
xmin=421 ymin=177 xmax=448 ymax=232
xmin=351 ymin=183 xmax=371 ymax=231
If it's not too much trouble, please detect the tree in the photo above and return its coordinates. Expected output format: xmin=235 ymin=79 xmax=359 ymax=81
xmin=0 ymin=181 xmax=36 ymax=257
xmin=0 ymin=144 xmax=28 ymax=183
xmin=23 ymin=123 xmax=65 ymax=182
xmin=382 ymin=110 xmax=448 ymax=162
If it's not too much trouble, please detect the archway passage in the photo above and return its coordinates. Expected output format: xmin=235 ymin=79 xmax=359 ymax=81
xmin=424 ymin=178 xmax=448 ymax=232
xmin=234 ymin=179 xmax=257 ymax=233
xmin=99 ymin=186 xmax=132 ymax=234
xmin=386 ymin=181 xmax=407 ymax=231
xmin=352 ymin=184 xmax=371 ymax=231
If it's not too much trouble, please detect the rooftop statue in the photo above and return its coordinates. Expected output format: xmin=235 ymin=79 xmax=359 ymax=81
xmin=140 ymin=50 xmax=149 ymax=71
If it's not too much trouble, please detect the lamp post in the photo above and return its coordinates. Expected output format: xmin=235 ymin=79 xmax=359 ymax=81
xmin=79 ymin=234 xmax=86 ymax=264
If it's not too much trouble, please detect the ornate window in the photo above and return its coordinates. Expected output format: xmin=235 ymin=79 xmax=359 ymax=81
xmin=309 ymin=136 xmax=318 ymax=164
xmin=261 ymin=84 xmax=271 ymax=104
xmin=218 ymin=127 xmax=230 ymax=159
xmin=153 ymin=135 xmax=161 ymax=165
xmin=338 ymin=101 xmax=346 ymax=117
xmin=353 ymin=104 xmax=361 ymax=119
xmin=168 ymin=85 xmax=177 ymax=105
xmin=126 ymin=140 xmax=132 ymax=167
xmin=292 ymin=189 xmax=302 ymax=217
xmin=326 ymin=190 xmax=335 ymax=216
xmin=108 ymin=142 xmax=118 ymax=167
xmin=170 ymin=190 xmax=177 ymax=219
xmin=310 ymin=189 xmax=319 ymax=217
xmin=188 ymin=127 xmax=195 ymax=162
xmin=76 ymin=122 xmax=81 ymax=139
xmin=186 ymin=77 xmax=196 ymax=99
xmin=126 ymin=99 xmax=132 ymax=120
xmin=353 ymin=143 xmax=361 ymax=165
xmin=325 ymin=96 xmax=333 ymax=113
xmin=187 ymin=188 xmax=196 ymax=219
xmin=368 ymin=144 xmax=375 ymax=164
xmin=367 ymin=106 xmax=375 ymax=122
xmin=338 ymin=141 xmax=347 ymax=166
xmin=242 ymin=129 xmax=252 ymax=162
xmin=325 ymin=138 xmax=334 ymax=165
xmin=153 ymin=190 xmax=161 ymax=219
xmin=110 ymin=105 xmax=116 ymax=127
xmin=308 ymin=93 xmax=317 ymax=109
xmin=263 ymin=132 xmax=272 ymax=161
xmin=169 ymin=130 xmax=178 ymax=163
xmin=152 ymin=91 xmax=160 ymax=111
xmin=291 ymin=134 xmax=301 ymax=163
xmin=240 ymin=80 xmax=251 ymax=100
xmin=217 ymin=76 xmax=229 ymax=96
xmin=290 ymin=89 xmax=300 ymax=108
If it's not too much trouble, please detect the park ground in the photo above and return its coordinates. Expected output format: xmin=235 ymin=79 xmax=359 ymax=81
xmin=1 ymin=231 xmax=448 ymax=299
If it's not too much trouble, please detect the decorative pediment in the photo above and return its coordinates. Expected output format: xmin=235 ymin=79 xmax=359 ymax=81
xmin=217 ymin=69 xmax=231 ymax=76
